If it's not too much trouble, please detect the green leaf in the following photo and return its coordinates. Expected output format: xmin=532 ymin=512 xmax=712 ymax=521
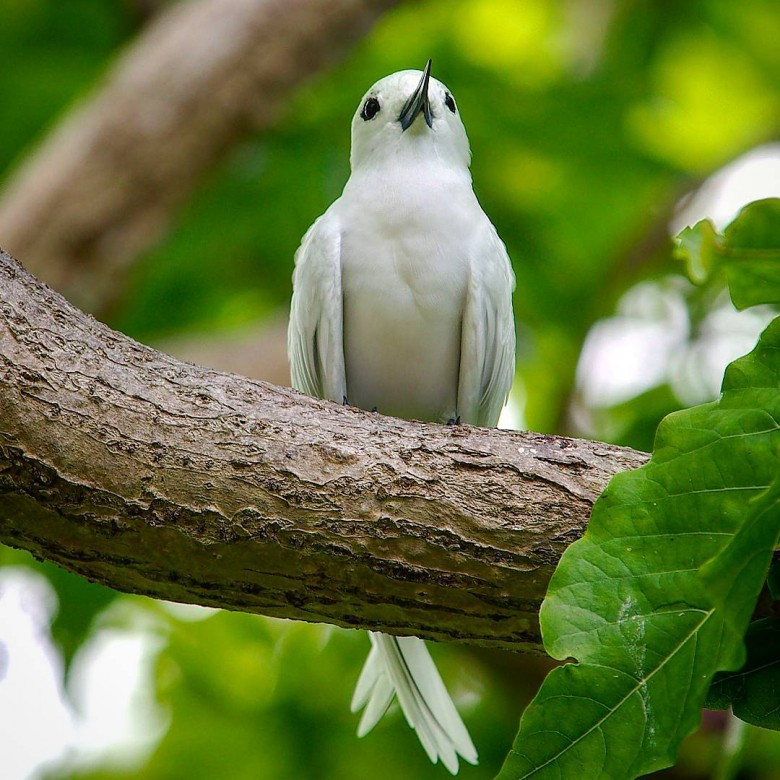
xmin=723 ymin=199 xmax=780 ymax=309
xmin=675 ymin=198 xmax=780 ymax=309
xmin=699 ymin=476 xmax=780 ymax=650
xmin=496 ymin=315 xmax=780 ymax=780
xmin=675 ymin=218 xmax=720 ymax=284
xmin=707 ymin=618 xmax=780 ymax=730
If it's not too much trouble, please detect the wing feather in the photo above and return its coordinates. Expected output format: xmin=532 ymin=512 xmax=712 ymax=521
xmin=287 ymin=211 xmax=346 ymax=403
xmin=458 ymin=224 xmax=516 ymax=427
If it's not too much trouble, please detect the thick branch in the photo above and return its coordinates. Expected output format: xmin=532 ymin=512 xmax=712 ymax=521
xmin=0 ymin=250 xmax=648 ymax=650
xmin=0 ymin=0 xmax=400 ymax=313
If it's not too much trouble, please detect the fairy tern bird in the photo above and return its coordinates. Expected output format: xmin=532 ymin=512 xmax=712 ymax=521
xmin=288 ymin=60 xmax=515 ymax=774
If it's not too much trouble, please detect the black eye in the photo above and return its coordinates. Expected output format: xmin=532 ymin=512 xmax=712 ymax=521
xmin=444 ymin=92 xmax=456 ymax=113
xmin=361 ymin=97 xmax=381 ymax=121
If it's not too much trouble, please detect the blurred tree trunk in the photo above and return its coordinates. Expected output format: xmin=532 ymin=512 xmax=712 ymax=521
xmin=157 ymin=312 xmax=292 ymax=387
xmin=0 ymin=0 xmax=401 ymax=315
xmin=0 ymin=249 xmax=648 ymax=651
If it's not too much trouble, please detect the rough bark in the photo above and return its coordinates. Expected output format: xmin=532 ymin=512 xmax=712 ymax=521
xmin=0 ymin=0 xmax=401 ymax=314
xmin=0 ymin=250 xmax=649 ymax=651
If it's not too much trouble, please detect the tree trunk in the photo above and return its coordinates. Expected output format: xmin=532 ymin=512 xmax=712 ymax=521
xmin=0 ymin=250 xmax=648 ymax=651
xmin=0 ymin=0 xmax=401 ymax=314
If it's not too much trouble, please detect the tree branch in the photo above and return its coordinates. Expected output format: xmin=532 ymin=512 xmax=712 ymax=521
xmin=0 ymin=249 xmax=648 ymax=651
xmin=0 ymin=0 xmax=401 ymax=314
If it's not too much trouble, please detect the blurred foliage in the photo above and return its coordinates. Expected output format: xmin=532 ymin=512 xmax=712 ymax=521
xmin=0 ymin=1 xmax=139 ymax=167
xmin=2 ymin=0 xmax=780 ymax=778
xmin=0 ymin=546 xmax=117 ymax=676
xmin=677 ymin=198 xmax=780 ymax=308
xmin=40 ymin=599 xmax=533 ymax=780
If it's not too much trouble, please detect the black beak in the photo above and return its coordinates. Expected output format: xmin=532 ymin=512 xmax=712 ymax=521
xmin=399 ymin=59 xmax=433 ymax=131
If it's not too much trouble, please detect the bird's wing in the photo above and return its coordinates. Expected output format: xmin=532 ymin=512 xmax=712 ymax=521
xmin=287 ymin=211 xmax=346 ymax=403
xmin=351 ymin=632 xmax=478 ymax=775
xmin=458 ymin=223 xmax=516 ymax=427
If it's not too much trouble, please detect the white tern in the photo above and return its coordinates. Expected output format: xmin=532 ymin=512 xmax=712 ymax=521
xmin=288 ymin=60 xmax=516 ymax=774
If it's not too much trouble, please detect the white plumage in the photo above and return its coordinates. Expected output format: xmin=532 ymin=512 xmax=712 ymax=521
xmin=288 ymin=61 xmax=515 ymax=773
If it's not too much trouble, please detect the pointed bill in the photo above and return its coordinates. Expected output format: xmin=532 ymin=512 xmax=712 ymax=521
xmin=399 ymin=59 xmax=433 ymax=131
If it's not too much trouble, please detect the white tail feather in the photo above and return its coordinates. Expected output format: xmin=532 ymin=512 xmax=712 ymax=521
xmin=351 ymin=631 xmax=478 ymax=774
xmin=351 ymin=642 xmax=382 ymax=713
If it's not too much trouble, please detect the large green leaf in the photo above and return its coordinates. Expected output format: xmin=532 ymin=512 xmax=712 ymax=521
xmin=699 ymin=477 xmax=780 ymax=647
xmin=496 ymin=206 xmax=780 ymax=779
xmin=700 ymin=475 xmax=780 ymax=730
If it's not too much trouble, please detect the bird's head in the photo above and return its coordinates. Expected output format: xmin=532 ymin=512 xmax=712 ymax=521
xmin=349 ymin=60 xmax=471 ymax=173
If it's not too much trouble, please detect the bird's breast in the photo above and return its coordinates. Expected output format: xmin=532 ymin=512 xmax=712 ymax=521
xmin=339 ymin=211 xmax=471 ymax=423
